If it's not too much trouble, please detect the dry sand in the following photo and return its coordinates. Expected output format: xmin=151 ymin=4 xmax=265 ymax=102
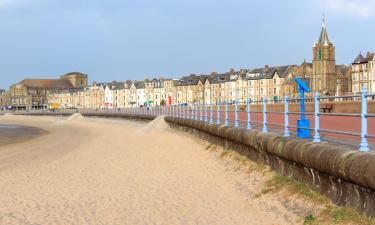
xmin=0 ymin=115 xmax=307 ymax=225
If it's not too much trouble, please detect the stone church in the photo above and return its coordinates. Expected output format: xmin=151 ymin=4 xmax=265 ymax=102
xmin=293 ymin=21 xmax=352 ymax=96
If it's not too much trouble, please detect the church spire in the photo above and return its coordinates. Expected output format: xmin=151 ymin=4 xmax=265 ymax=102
xmin=318 ymin=15 xmax=331 ymax=46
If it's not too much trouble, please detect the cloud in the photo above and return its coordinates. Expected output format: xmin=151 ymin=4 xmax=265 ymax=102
xmin=0 ymin=0 xmax=11 ymax=8
xmin=321 ymin=0 xmax=375 ymax=18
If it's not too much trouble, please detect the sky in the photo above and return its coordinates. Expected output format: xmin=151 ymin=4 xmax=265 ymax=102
xmin=0 ymin=0 xmax=374 ymax=89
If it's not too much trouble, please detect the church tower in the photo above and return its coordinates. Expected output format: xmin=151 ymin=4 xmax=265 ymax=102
xmin=312 ymin=19 xmax=336 ymax=95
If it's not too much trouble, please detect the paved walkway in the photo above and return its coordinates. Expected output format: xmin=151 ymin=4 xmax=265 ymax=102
xmin=0 ymin=116 xmax=303 ymax=225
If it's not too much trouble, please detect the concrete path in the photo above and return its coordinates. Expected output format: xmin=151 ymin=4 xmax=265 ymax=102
xmin=0 ymin=115 xmax=303 ymax=225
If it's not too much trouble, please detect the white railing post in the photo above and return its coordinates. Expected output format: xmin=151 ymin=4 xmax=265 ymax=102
xmin=204 ymin=103 xmax=208 ymax=122
xmin=217 ymin=102 xmax=221 ymax=125
xmin=225 ymin=100 xmax=228 ymax=126
xmin=210 ymin=102 xmax=213 ymax=124
xmin=200 ymin=103 xmax=203 ymax=121
xmin=191 ymin=104 xmax=194 ymax=119
xmin=262 ymin=98 xmax=268 ymax=133
xmin=195 ymin=102 xmax=198 ymax=120
xmin=284 ymin=95 xmax=290 ymax=137
xmin=247 ymin=98 xmax=251 ymax=129
xmin=313 ymin=92 xmax=321 ymax=143
xmin=359 ymin=86 xmax=369 ymax=152
xmin=234 ymin=100 xmax=239 ymax=128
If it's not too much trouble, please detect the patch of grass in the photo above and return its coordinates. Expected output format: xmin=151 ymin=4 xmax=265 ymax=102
xmin=303 ymin=214 xmax=317 ymax=225
xmin=219 ymin=149 xmax=268 ymax=173
xmin=205 ymin=143 xmax=214 ymax=150
xmin=220 ymin=150 xmax=231 ymax=158
xmin=262 ymin=174 xmax=327 ymax=204
xmin=326 ymin=207 xmax=375 ymax=225
xmin=262 ymin=174 xmax=375 ymax=225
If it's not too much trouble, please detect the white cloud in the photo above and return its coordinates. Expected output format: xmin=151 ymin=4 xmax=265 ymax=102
xmin=0 ymin=0 xmax=12 ymax=8
xmin=321 ymin=0 xmax=375 ymax=18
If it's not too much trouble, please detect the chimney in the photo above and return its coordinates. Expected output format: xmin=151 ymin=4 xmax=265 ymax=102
xmin=264 ymin=65 xmax=269 ymax=72
xmin=93 ymin=81 xmax=97 ymax=87
xmin=229 ymin=68 xmax=235 ymax=74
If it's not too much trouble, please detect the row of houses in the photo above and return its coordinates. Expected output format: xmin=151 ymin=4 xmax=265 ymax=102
xmin=46 ymin=65 xmax=299 ymax=109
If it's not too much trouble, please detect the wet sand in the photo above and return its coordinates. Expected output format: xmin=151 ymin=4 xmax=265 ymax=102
xmin=0 ymin=124 xmax=48 ymax=147
xmin=0 ymin=115 xmax=306 ymax=225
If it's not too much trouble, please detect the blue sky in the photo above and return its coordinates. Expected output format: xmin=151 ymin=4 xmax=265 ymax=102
xmin=0 ymin=0 xmax=374 ymax=89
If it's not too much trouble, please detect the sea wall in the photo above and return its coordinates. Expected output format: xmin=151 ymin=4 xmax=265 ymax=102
xmin=10 ymin=112 xmax=157 ymax=122
xmin=80 ymin=112 xmax=157 ymax=122
xmin=164 ymin=116 xmax=375 ymax=217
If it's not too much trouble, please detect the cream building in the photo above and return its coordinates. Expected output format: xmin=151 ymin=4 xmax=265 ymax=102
xmin=352 ymin=52 xmax=375 ymax=94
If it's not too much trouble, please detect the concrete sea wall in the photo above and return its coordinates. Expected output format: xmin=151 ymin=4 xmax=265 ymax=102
xmin=9 ymin=112 xmax=157 ymax=123
xmin=164 ymin=116 xmax=375 ymax=217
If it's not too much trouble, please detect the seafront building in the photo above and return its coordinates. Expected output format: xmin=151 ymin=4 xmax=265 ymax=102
xmin=351 ymin=52 xmax=375 ymax=94
xmin=2 ymin=21 xmax=372 ymax=110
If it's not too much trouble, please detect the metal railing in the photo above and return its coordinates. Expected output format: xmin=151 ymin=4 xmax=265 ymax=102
xmin=3 ymin=87 xmax=373 ymax=152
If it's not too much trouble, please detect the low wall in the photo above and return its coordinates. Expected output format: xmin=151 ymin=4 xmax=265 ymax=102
xmin=164 ymin=116 xmax=375 ymax=217
xmin=9 ymin=112 xmax=157 ymax=122
xmin=80 ymin=112 xmax=157 ymax=122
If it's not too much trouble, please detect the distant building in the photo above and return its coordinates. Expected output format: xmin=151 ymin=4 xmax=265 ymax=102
xmin=0 ymin=90 xmax=10 ymax=109
xmin=351 ymin=52 xmax=375 ymax=94
xmin=10 ymin=72 xmax=88 ymax=110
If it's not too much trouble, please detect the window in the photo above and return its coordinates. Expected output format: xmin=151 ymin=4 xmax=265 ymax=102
xmin=273 ymin=88 xmax=277 ymax=94
xmin=318 ymin=48 xmax=323 ymax=60
xmin=274 ymin=79 xmax=277 ymax=84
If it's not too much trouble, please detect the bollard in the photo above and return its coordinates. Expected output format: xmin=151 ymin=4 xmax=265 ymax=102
xmin=262 ymin=98 xmax=268 ymax=133
xmin=225 ymin=100 xmax=229 ymax=126
xmin=234 ymin=100 xmax=239 ymax=128
xmin=284 ymin=96 xmax=290 ymax=137
xmin=359 ymin=86 xmax=369 ymax=152
xmin=217 ymin=102 xmax=220 ymax=125
xmin=247 ymin=98 xmax=251 ymax=129
xmin=210 ymin=103 xmax=213 ymax=124
xmin=313 ymin=92 xmax=321 ymax=143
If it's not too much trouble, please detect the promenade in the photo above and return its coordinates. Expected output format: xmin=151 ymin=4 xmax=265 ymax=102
xmin=0 ymin=115 xmax=306 ymax=225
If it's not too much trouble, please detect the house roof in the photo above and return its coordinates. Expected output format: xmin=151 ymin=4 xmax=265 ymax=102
xmin=352 ymin=52 xmax=374 ymax=64
xmin=336 ymin=64 xmax=351 ymax=76
xmin=135 ymin=81 xmax=145 ymax=89
xmin=352 ymin=54 xmax=367 ymax=64
xmin=20 ymin=79 xmax=74 ymax=89
xmin=177 ymin=74 xmax=207 ymax=86
xmin=61 ymin=72 xmax=87 ymax=78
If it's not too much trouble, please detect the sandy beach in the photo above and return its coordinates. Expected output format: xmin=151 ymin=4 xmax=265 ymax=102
xmin=0 ymin=115 xmax=306 ymax=225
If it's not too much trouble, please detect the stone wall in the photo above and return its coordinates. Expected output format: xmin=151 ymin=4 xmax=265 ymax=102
xmin=164 ymin=116 xmax=375 ymax=217
xmin=10 ymin=112 xmax=157 ymax=123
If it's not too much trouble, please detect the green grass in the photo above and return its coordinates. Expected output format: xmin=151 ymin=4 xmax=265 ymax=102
xmin=262 ymin=174 xmax=375 ymax=225
xmin=262 ymin=174 xmax=327 ymax=204
xmin=304 ymin=214 xmax=317 ymax=225
xmin=219 ymin=149 xmax=268 ymax=173
xmin=205 ymin=143 xmax=214 ymax=150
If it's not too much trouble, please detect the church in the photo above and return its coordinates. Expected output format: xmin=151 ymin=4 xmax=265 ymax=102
xmin=293 ymin=20 xmax=352 ymax=96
